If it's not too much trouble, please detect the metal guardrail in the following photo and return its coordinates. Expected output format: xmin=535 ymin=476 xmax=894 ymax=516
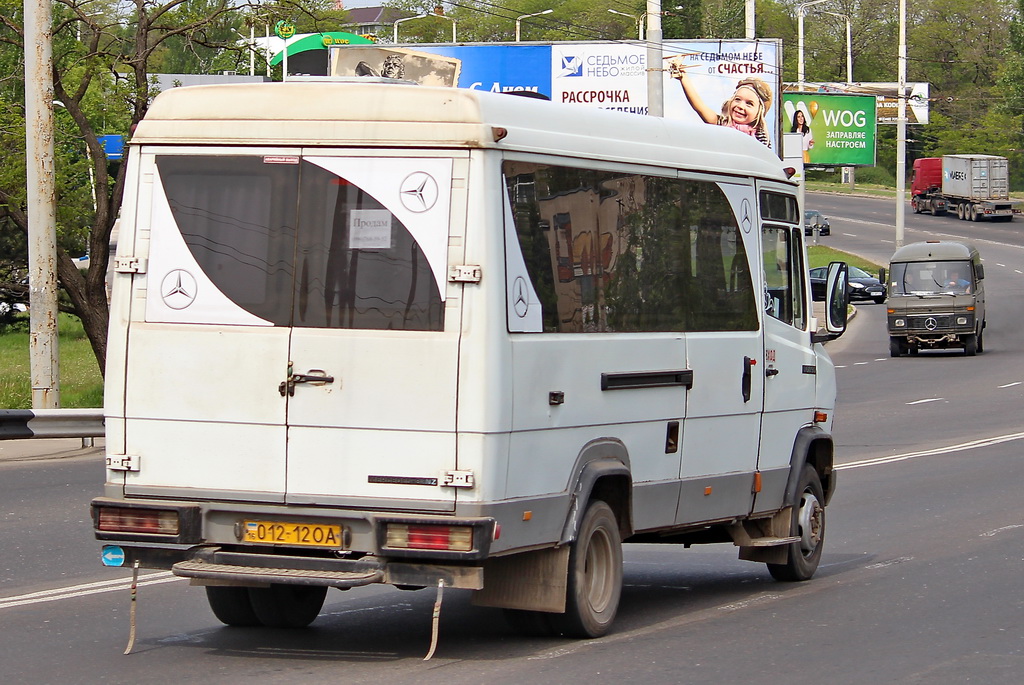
xmin=0 ymin=408 xmax=104 ymax=439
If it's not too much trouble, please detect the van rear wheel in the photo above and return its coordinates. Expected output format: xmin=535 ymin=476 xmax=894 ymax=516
xmin=548 ymin=500 xmax=623 ymax=638
xmin=206 ymin=586 xmax=262 ymax=627
xmin=767 ymin=465 xmax=825 ymax=582
xmin=248 ymin=584 xmax=327 ymax=628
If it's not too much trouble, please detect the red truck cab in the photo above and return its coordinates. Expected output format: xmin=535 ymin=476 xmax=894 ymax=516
xmin=910 ymin=157 xmax=948 ymax=214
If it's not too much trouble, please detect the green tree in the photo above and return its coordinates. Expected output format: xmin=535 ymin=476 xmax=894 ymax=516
xmin=0 ymin=0 xmax=349 ymax=373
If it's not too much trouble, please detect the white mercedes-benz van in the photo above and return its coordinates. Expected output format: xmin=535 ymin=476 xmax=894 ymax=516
xmin=92 ymin=80 xmax=848 ymax=638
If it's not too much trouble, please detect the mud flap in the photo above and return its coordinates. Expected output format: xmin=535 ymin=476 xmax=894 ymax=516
xmin=471 ymin=546 xmax=570 ymax=613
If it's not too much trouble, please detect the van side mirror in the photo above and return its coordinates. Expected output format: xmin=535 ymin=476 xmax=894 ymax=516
xmin=812 ymin=261 xmax=849 ymax=343
xmin=976 ymin=264 xmax=984 ymax=280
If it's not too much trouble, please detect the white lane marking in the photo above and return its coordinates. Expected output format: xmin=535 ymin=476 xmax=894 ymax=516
xmin=980 ymin=525 xmax=1024 ymax=538
xmin=0 ymin=571 xmax=180 ymax=610
xmin=865 ymin=556 xmax=914 ymax=569
xmin=854 ymin=361 xmax=870 ymax=366
xmin=906 ymin=398 xmax=944 ymax=405
xmin=998 ymin=381 xmax=1022 ymax=389
xmin=838 ymin=431 xmax=1024 ymax=470
xmin=996 ymin=263 xmax=1006 ymax=267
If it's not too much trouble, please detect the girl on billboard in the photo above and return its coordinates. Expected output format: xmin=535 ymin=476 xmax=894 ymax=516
xmin=669 ymin=59 xmax=773 ymax=149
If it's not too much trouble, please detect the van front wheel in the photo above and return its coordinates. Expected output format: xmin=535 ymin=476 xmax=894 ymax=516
xmin=767 ymin=465 xmax=825 ymax=582
xmin=549 ymin=500 xmax=623 ymax=638
xmin=964 ymin=334 xmax=978 ymax=356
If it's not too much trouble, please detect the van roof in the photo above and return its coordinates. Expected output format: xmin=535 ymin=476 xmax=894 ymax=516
xmin=890 ymin=240 xmax=979 ymax=263
xmin=134 ymin=81 xmax=790 ymax=183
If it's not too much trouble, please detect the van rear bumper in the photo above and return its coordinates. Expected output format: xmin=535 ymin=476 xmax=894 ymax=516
xmin=104 ymin=543 xmax=485 ymax=590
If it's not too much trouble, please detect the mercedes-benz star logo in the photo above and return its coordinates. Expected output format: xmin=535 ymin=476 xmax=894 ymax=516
xmin=512 ymin=276 xmax=530 ymax=318
xmin=161 ymin=269 xmax=198 ymax=310
xmin=924 ymin=317 xmax=938 ymax=331
xmin=400 ymin=171 xmax=439 ymax=213
xmin=740 ymin=198 xmax=753 ymax=233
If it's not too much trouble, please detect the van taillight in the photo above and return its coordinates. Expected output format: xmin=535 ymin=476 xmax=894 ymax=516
xmin=385 ymin=523 xmax=473 ymax=552
xmin=97 ymin=507 xmax=180 ymax=535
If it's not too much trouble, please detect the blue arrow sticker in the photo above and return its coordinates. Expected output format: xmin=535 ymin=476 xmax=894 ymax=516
xmin=101 ymin=545 xmax=126 ymax=567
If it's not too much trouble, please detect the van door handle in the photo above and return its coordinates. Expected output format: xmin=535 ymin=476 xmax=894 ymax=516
xmin=293 ymin=371 xmax=335 ymax=385
xmin=765 ymin=368 xmax=780 ymax=378
xmin=278 ymin=369 xmax=334 ymax=397
xmin=742 ymin=356 xmax=753 ymax=403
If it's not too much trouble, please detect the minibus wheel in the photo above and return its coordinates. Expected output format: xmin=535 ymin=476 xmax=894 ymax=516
xmin=767 ymin=465 xmax=825 ymax=582
xmin=549 ymin=500 xmax=622 ymax=638
xmin=206 ymin=586 xmax=262 ymax=627
xmin=248 ymin=584 xmax=328 ymax=628
xmin=964 ymin=334 xmax=978 ymax=356
xmin=889 ymin=337 xmax=904 ymax=357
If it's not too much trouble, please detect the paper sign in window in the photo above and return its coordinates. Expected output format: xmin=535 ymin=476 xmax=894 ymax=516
xmin=349 ymin=210 xmax=393 ymax=249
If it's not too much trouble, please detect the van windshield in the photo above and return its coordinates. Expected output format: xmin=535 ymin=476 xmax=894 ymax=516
xmin=890 ymin=260 xmax=974 ymax=295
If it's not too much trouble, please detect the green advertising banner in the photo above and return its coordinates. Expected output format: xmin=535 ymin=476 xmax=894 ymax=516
xmin=782 ymin=93 xmax=876 ymax=167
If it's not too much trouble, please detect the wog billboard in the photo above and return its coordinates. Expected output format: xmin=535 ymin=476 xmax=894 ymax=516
xmin=782 ymin=93 xmax=876 ymax=167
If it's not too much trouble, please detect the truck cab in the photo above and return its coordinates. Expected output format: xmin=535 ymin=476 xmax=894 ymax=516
xmin=886 ymin=241 xmax=986 ymax=356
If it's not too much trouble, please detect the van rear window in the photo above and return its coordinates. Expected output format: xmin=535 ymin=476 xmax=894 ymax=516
xmin=155 ymin=155 xmax=443 ymax=331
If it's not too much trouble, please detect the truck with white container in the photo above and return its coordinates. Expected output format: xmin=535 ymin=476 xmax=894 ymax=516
xmin=910 ymin=154 xmax=1018 ymax=221
xmin=90 ymin=79 xmax=849 ymax=639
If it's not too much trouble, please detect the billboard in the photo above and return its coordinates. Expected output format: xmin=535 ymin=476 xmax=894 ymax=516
xmin=785 ymin=82 xmax=929 ymax=125
xmin=330 ymin=41 xmax=783 ymax=151
xmin=782 ymin=93 xmax=876 ymax=167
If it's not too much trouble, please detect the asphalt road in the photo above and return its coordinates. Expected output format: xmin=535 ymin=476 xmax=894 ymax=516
xmin=1 ymin=192 xmax=1022 ymax=684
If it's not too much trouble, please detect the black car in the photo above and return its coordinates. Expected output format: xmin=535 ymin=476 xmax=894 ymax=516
xmin=804 ymin=210 xmax=831 ymax=236
xmin=810 ymin=265 xmax=886 ymax=304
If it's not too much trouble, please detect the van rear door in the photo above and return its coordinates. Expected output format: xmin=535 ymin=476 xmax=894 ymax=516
xmin=121 ymin=150 xmax=462 ymax=510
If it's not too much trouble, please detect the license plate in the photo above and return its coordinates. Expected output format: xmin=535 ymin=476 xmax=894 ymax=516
xmin=243 ymin=520 xmax=343 ymax=547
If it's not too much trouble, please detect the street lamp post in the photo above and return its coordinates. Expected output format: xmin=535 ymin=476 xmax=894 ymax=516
xmin=607 ymin=8 xmax=645 ymax=40
xmin=821 ymin=11 xmax=855 ymax=190
xmin=516 ymin=9 xmax=553 ymax=42
xmin=796 ymin=0 xmax=831 ymax=91
xmin=393 ymin=13 xmax=457 ymax=43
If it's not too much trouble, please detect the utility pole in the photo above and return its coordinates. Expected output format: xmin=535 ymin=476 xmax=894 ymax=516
xmin=23 ymin=0 xmax=61 ymax=408
xmin=646 ymin=0 xmax=663 ymax=117
xmin=896 ymin=0 xmax=907 ymax=248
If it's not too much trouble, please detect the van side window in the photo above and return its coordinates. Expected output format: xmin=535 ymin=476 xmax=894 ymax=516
xmin=761 ymin=224 xmax=806 ymax=329
xmin=759 ymin=191 xmax=800 ymax=223
xmin=156 ymin=155 xmax=443 ymax=331
xmin=504 ymin=162 xmax=757 ymax=333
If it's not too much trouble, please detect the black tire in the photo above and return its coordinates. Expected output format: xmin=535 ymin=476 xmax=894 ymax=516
xmin=964 ymin=334 xmax=978 ymax=356
xmin=889 ymin=337 xmax=903 ymax=357
xmin=503 ymin=608 xmax=555 ymax=637
xmin=977 ymin=328 xmax=985 ymax=353
xmin=956 ymin=203 xmax=965 ymax=220
xmin=248 ymin=584 xmax=327 ymax=628
xmin=548 ymin=500 xmax=623 ymax=638
xmin=909 ymin=346 xmax=919 ymax=356
xmin=206 ymin=586 xmax=262 ymax=627
xmin=767 ymin=465 xmax=825 ymax=582
xmin=873 ymin=296 xmax=886 ymax=305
